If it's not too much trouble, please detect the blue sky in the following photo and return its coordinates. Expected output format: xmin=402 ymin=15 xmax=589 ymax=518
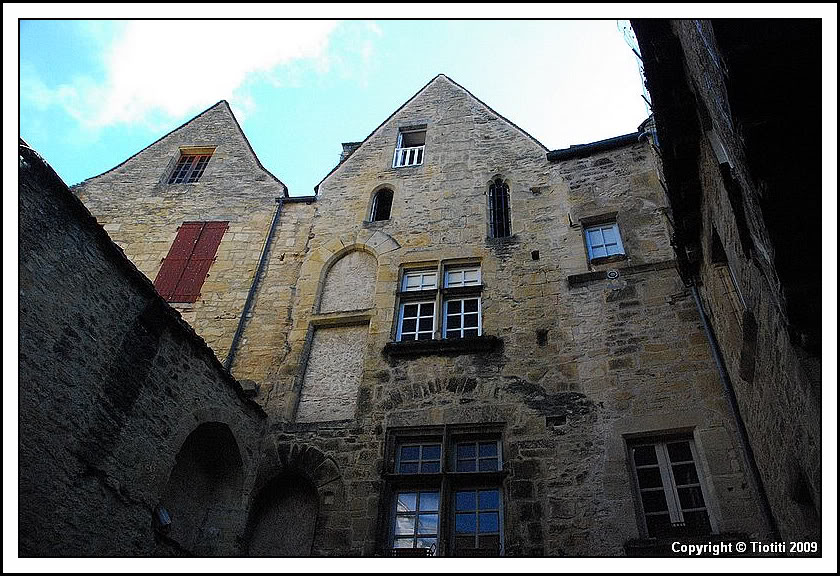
xmin=19 ymin=20 xmax=649 ymax=195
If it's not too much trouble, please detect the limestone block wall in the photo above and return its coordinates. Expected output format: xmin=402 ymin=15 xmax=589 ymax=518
xmin=73 ymin=102 xmax=286 ymax=366
xmin=19 ymin=144 xmax=266 ymax=556
xmin=254 ymin=76 xmax=767 ymax=555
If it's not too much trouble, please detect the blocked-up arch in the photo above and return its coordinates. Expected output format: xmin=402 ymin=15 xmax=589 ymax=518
xmin=318 ymin=248 xmax=378 ymax=313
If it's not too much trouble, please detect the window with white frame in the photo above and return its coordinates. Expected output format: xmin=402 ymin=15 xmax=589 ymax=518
xmin=443 ymin=297 xmax=481 ymax=339
xmin=403 ymin=270 xmax=438 ymax=292
xmin=445 ymin=266 xmax=481 ymax=288
xmin=584 ymin=222 xmax=625 ymax=261
xmin=397 ymin=302 xmax=436 ymax=341
xmin=628 ymin=436 xmax=713 ymax=538
xmin=387 ymin=429 xmax=504 ymax=557
xmin=393 ymin=128 xmax=426 ymax=168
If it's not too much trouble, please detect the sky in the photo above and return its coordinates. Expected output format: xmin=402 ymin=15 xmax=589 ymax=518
xmin=19 ymin=19 xmax=650 ymax=195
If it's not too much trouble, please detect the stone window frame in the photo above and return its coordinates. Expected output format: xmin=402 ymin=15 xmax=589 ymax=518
xmin=394 ymin=260 xmax=484 ymax=343
xmin=625 ymin=433 xmax=718 ymax=540
xmin=167 ymin=146 xmax=216 ymax=184
xmin=579 ymin=212 xmax=628 ymax=267
xmin=383 ymin=424 xmax=506 ymax=557
xmin=487 ymin=177 xmax=513 ymax=239
xmin=368 ymin=185 xmax=395 ymax=223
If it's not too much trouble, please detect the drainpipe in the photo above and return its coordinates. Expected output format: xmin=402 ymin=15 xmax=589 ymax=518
xmin=224 ymin=196 xmax=284 ymax=372
xmin=689 ymin=282 xmax=780 ymax=539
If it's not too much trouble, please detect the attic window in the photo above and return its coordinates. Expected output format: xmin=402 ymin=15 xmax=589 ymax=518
xmin=370 ymin=188 xmax=394 ymax=221
xmin=393 ymin=128 xmax=426 ymax=168
xmin=168 ymin=148 xmax=215 ymax=184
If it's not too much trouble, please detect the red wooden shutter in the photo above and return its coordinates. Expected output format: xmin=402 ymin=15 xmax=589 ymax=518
xmin=171 ymin=221 xmax=228 ymax=303
xmin=153 ymin=222 xmax=204 ymax=300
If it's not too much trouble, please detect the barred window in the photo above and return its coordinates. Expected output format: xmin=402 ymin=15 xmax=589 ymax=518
xmin=488 ymin=179 xmax=511 ymax=238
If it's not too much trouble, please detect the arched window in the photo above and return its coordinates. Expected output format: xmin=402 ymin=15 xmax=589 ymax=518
xmin=370 ymin=188 xmax=394 ymax=221
xmin=488 ymin=179 xmax=511 ymax=238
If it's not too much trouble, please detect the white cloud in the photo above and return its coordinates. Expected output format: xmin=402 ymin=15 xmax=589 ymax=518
xmin=32 ymin=20 xmax=338 ymax=129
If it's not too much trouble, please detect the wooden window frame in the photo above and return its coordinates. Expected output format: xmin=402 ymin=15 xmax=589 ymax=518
xmin=168 ymin=151 xmax=214 ymax=184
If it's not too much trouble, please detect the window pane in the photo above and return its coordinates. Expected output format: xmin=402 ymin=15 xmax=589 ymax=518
xmin=667 ymin=441 xmax=693 ymax=463
xmin=464 ymin=299 xmax=479 ymax=313
xmin=397 ymin=493 xmax=416 ymax=512
xmin=633 ymin=445 xmax=658 ymax=466
xmin=458 ymin=443 xmax=476 ymax=460
xmin=463 ymin=329 xmax=479 ymax=338
xmin=479 ymin=458 xmax=498 ymax=472
xmin=400 ymin=333 xmax=417 ymax=342
xmin=420 ymin=461 xmax=440 ymax=474
xmin=447 ymin=300 xmax=461 ymax=314
xmin=455 ymin=513 xmax=476 ymax=533
xmin=682 ymin=510 xmax=712 ymax=535
xmin=601 ymin=226 xmax=617 ymax=244
xmin=400 ymin=462 xmax=418 ymax=474
xmin=447 ymin=315 xmax=461 ymax=329
xmin=419 ymin=492 xmax=439 ymax=511
xmin=405 ymin=276 xmax=421 ymax=290
xmin=447 ymin=330 xmax=462 ymax=340
xmin=479 ymin=443 xmax=497 ymax=458
xmin=395 ymin=515 xmax=415 ymax=536
xmin=464 ymin=269 xmax=480 ymax=284
xmin=418 ymin=317 xmax=433 ymax=332
xmin=422 ymin=445 xmax=441 ymax=461
xmin=641 ymin=490 xmax=669 ymax=513
xmin=416 ymin=537 xmax=437 ymax=550
xmin=636 ymin=467 xmax=664 ymax=488
xmin=671 ymin=463 xmax=699 ymax=485
xmin=417 ymin=332 xmax=433 ymax=341
xmin=394 ymin=537 xmax=414 ymax=548
xmin=455 ymin=491 xmax=476 ymax=511
xmin=592 ymin=245 xmax=607 ymax=259
xmin=401 ymin=446 xmax=420 ymax=461
xmin=419 ymin=303 xmax=435 ymax=316
xmin=457 ymin=459 xmax=476 ymax=472
xmin=463 ymin=315 xmax=478 ymax=328
xmin=677 ymin=486 xmax=706 ymax=510
xmin=478 ymin=512 xmax=499 ymax=533
xmin=478 ymin=490 xmax=499 ymax=509
xmin=402 ymin=319 xmax=417 ymax=333
xmin=417 ymin=514 xmax=438 ymax=534
xmin=447 ymin=271 xmax=463 ymax=287
xmin=403 ymin=303 xmax=418 ymax=316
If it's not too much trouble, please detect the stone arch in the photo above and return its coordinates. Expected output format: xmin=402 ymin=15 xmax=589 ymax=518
xmin=316 ymin=245 xmax=378 ymax=313
xmin=246 ymin=438 xmax=346 ymax=556
xmin=159 ymin=421 xmax=245 ymax=555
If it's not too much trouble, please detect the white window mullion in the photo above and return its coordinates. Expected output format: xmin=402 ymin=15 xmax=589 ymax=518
xmin=655 ymin=443 xmax=683 ymax=524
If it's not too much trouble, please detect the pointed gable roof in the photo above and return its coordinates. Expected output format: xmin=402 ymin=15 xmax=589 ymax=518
xmin=314 ymin=74 xmax=548 ymax=193
xmin=72 ymin=100 xmax=288 ymax=195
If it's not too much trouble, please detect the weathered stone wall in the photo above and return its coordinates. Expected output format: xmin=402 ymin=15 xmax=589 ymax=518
xmin=18 ymin=143 xmax=266 ymax=556
xmin=258 ymin=76 xmax=767 ymax=555
xmin=72 ymin=102 xmax=288 ymax=369
xmin=318 ymin=250 xmax=378 ymax=313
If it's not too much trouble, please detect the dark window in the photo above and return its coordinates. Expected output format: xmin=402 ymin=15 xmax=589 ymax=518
xmin=370 ymin=188 xmax=394 ymax=221
xmin=488 ymin=179 xmax=511 ymax=238
xmin=168 ymin=153 xmax=212 ymax=184
xmin=153 ymin=221 xmax=228 ymax=303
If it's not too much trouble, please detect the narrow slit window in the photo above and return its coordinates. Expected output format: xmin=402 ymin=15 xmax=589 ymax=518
xmin=488 ymin=179 xmax=511 ymax=238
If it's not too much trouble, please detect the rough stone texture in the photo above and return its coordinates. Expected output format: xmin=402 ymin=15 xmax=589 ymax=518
xmin=318 ymin=250 xmax=378 ymax=313
xmin=296 ymin=324 xmax=370 ymax=423
xmin=633 ymin=20 xmax=821 ymax=545
xmin=18 ymin=143 xmax=266 ymax=556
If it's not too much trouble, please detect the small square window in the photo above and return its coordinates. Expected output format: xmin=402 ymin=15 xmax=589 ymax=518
xmin=397 ymin=301 xmax=436 ymax=342
xmin=445 ymin=266 xmax=481 ymax=288
xmin=394 ymin=129 xmax=426 ymax=168
xmin=585 ymin=222 xmax=625 ymax=261
xmin=168 ymin=151 xmax=213 ymax=184
xmin=402 ymin=270 xmax=438 ymax=292
xmin=443 ymin=296 xmax=481 ymax=340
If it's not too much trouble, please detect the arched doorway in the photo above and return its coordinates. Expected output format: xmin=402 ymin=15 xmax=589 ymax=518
xmin=245 ymin=473 xmax=319 ymax=556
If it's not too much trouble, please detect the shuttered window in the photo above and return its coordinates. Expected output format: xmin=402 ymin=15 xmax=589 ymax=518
xmin=153 ymin=221 xmax=228 ymax=303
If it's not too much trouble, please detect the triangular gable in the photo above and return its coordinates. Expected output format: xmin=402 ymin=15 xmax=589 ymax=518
xmin=72 ymin=100 xmax=287 ymax=194
xmin=314 ymin=74 xmax=549 ymax=193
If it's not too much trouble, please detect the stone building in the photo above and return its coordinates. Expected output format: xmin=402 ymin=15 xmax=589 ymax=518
xmin=19 ymin=67 xmax=818 ymax=557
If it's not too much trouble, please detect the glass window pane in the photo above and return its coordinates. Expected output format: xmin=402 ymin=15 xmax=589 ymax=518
xmin=464 ymin=299 xmax=479 ymax=313
xmin=405 ymin=276 xmax=421 ymax=290
xmin=478 ymin=512 xmax=499 ymax=533
xmin=394 ymin=537 xmax=414 ymax=548
xmin=395 ymin=515 xmax=415 ymax=536
xmin=641 ymin=490 xmax=669 ymax=513
xmin=447 ymin=315 xmax=461 ymax=329
xmin=418 ymin=317 xmax=433 ymax=331
xmin=446 ymin=330 xmax=462 ymax=340
xmin=458 ymin=443 xmax=476 ymax=460
xmin=420 ymin=461 xmax=440 ymax=474
xmin=447 ymin=271 xmax=463 ymax=286
xmin=636 ymin=467 xmax=664 ymax=488
xmin=464 ymin=269 xmax=480 ymax=284
xmin=447 ymin=300 xmax=461 ymax=314
xmin=397 ymin=492 xmax=416 ymax=513
xmin=478 ymin=490 xmax=499 ymax=510
xmin=416 ymin=537 xmax=437 ymax=550
xmin=602 ymin=226 xmax=617 ymax=244
xmin=402 ymin=319 xmax=417 ymax=333
xmin=479 ymin=458 xmax=498 ymax=472
xmin=463 ymin=329 xmax=479 ymax=338
xmin=455 ymin=491 xmax=476 ymax=511
xmin=422 ymin=445 xmax=441 ymax=461
xmin=417 ymin=514 xmax=438 ymax=534
xmin=457 ymin=458 xmax=476 ymax=472
xmin=677 ymin=486 xmax=706 ymax=510
xmin=455 ymin=513 xmax=476 ymax=533
xmin=419 ymin=303 xmax=434 ymax=316
xmin=667 ymin=441 xmax=693 ymax=463
xmin=633 ymin=445 xmax=658 ymax=466
xmin=464 ymin=315 xmax=478 ymax=328
xmin=403 ymin=303 xmax=418 ymax=316
xmin=399 ymin=462 xmax=418 ymax=474
xmin=417 ymin=332 xmax=433 ymax=341
xmin=419 ymin=492 xmax=439 ymax=511
xmin=671 ymin=463 xmax=699 ymax=485
xmin=400 ymin=332 xmax=417 ymax=342
xmin=479 ymin=443 xmax=497 ymax=458
xmin=401 ymin=446 xmax=420 ymax=461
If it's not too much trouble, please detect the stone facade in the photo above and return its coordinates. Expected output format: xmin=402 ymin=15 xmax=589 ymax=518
xmin=632 ymin=20 xmax=822 ymax=546
xmin=21 ymin=67 xmax=818 ymax=558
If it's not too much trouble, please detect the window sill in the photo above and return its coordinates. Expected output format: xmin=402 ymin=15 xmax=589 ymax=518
xmin=589 ymin=253 xmax=627 ymax=267
xmin=567 ymin=259 xmax=676 ymax=288
xmin=384 ymin=335 xmax=502 ymax=358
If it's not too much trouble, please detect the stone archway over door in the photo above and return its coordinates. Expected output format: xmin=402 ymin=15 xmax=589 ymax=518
xmin=245 ymin=473 xmax=319 ymax=556
xmin=160 ymin=422 xmax=244 ymax=555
